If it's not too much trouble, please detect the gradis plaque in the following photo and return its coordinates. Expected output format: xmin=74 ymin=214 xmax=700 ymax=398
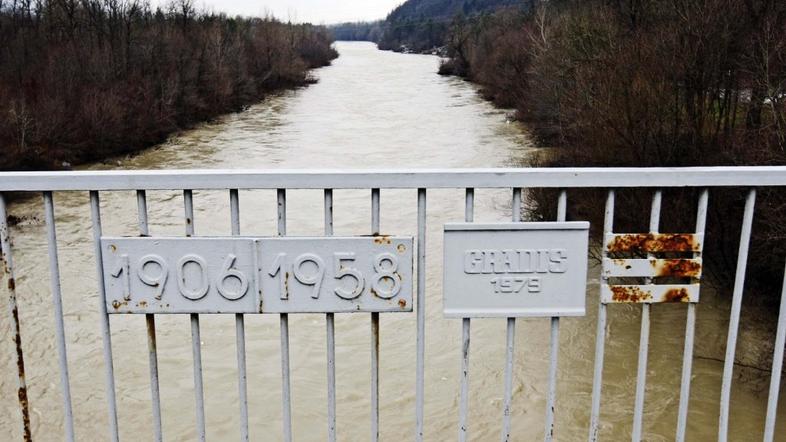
xmin=443 ymin=222 xmax=589 ymax=318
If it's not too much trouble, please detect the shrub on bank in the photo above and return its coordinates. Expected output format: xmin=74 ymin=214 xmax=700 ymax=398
xmin=0 ymin=0 xmax=338 ymax=170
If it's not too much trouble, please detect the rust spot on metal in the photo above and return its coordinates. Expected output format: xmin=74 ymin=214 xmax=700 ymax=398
xmin=397 ymin=243 xmax=406 ymax=253
xmin=11 ymin=305 xmax=31 ymax=440
xmin=608 ymin=233 xmax=698 ymax=253
xmin=8 ymin=276 xmax=15 ymax=291
xmin=398 ymin=298 xmax=407 ymax=308
xmin=18 ymin=386 xmax=30 ymax=441
xmin=111 ymin=300 xmax=127 ymax=310
xmin=663 ymin=288 xmax=690 ymax=302
xmin=110 ymin=244 xmax=117 ymax=252
xmin=137 ymin=300 xmax=147 ymax=308
xmin=373 ymin=235 xmax=392 ymax=245
xmin=610 ymin=285 xmax=652 ymax=303
xmin=654 ymin=259 xmax=701 ymax=278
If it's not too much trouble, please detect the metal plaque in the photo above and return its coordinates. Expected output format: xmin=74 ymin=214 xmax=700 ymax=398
xmin=101 ymin=236 xmax=413 ymax=314
xmin=442 ymin=222 xmax=589 ymax=318
xmin=101 ymin=237 xmax=260 ymax=314
xmin=257 ymin=236 xmax=413 ymax=313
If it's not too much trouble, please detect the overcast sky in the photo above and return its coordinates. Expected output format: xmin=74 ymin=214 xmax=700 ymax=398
xmin=160 ymin=0 xmax=401 ymax=24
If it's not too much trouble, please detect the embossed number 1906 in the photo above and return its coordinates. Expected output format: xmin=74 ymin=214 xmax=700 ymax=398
xmin=110 ymin=253 xmax=249 ymax=301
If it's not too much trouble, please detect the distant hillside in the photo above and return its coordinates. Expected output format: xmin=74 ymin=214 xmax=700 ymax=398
xmin=329 ymin=21 xmax=384 ymax=42
xmin=378 ymin=0 xmax=527 ymax=52
xmin=387 ymin=0 xmax=522 ymax=22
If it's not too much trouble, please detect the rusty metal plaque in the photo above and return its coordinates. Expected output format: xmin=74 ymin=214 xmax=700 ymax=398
xmin=257 ymin=236 xmax=413 ymax=313
xmin=442 ymin=222 xmax=589 ymax=318
xmin=101 ymin=237 xmax=260 ymax=314
xmin=101 ymin=236 xmax=413 ymax=314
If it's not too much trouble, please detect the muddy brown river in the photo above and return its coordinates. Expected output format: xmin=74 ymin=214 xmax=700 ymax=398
xmin=0 ymin=41 xmax=782 ymax=441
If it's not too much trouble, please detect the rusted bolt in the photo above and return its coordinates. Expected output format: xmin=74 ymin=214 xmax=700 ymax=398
xmin=373 ymin=235 xmax=392 ymax=245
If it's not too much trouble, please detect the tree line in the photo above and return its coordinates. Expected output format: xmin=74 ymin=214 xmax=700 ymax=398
xmin=0 ymin=0 xmax=338 ymax=170
xmin=440 ymin=0 xmax=786 ymax=300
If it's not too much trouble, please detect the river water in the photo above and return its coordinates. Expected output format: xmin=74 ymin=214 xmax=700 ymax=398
xmin=1 ymin=41 xmax=782 ymax=441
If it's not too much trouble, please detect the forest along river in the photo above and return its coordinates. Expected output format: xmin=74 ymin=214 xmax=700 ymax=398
xmin=0 ymin=41 xmax=782 ymax=441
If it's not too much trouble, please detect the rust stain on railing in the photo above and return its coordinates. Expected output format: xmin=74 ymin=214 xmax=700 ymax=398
xmin=652 ymin=259 xmax=702 ymax=278
xmin=607 ymin=233 xmax=700 ymax=253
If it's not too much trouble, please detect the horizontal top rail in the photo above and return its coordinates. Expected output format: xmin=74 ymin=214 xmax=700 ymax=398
xmin=0 ymin=167 xmax=785 ymax=191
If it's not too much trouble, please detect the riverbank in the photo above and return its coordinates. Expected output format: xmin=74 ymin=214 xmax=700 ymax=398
xmin=436 ymin=2 xmax=786 ymax=314
xmin=0 ymin=2 xmax=337 ymax=171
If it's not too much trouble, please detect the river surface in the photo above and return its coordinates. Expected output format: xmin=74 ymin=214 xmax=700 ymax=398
xmin=1 ymin=41 xmax=783 ymax=441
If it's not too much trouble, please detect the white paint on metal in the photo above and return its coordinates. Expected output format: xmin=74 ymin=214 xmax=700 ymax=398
xmin=603 ymin=233 xmax=703 ymax=252
xmin=600 ymin=284 xmax=700 ymax=303
xmin=631 ymin=190 xmax=661 ymax=442
xmin=44 ymin=192 xmax=76 ymax=442
xmin=501 ymin=187 xmax=521 ymax=442
xmin=763 ymin=261 xmax=786 ymax=442
xmin=88 ymin=191 xmax=120 ymax=442
xmin=324 ymin=188 xmax=336 ymax=442
xmin=676 ymin=189 xmax=708 ymax=442
xmin=443 ymin=222 xmax=589 ymax=318
xmin=136 ymin=190 xmax=163 ymax=442
xmin=718 ymin=189 xmax=756 ymax=442
xmin=602 ymin=258 xmax=702 ymax=278
xmin=545 ymin=189 xmax=567 ymax=442
xmin=183 ymin=189 xmax=206 ymax=442
xmin=2 ymin=167 xmax=786 ymax=191
xmin=415 ymin=188 xmax=426 ymax=442
xmin=458 ymin=188 xmax=473 ymax=442
xmin=0 ymin=193 xmax=32 ymax=440
xmin=278 ymin=188 xmax=293 ymax=442
xmin=588 ymin=190 xmax=615 ymax=441
xmin=370 ymin=187 xmax=380 ymax=442
xmin=230 ymin=189 xmax=250 ymax=442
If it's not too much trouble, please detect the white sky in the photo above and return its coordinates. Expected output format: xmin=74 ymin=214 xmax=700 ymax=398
xmin=156 ymin=0 xmax=402 ymax=24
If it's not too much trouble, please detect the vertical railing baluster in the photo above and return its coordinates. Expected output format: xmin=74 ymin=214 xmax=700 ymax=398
xmin=278 ymin=188 xmax=293 ymax=442
xmin=370 ymin=188 xmax=380 ymax=442
xmin=718 ymin=189 xmax=756 ymax=442
xmin=324 ymin=189 xmax=336 ymax=442
xmin=631 ymin=190 xmax=662 ymax=441
xmin=544 ymin=190 xmax=567 ymax=441
xmin=675 ymin=189 xmax=708 ymax=442
xmin=763 ymin=261 xmax=786 ymax=442
xmin=588 ymin=190 xmax=615 ymax=441
xmin=183 ymin=189 xmax=206 ymax=442
xmin=230 ymin=189 xmax=250 ymax=441
xmin=501 ymin=187 xmax=522 ymax=442
xmin=415 ymin=188 xmax=427 ymax=442
xmin=89 ymin=191 xmax=120 ymax=442
xmin=0 ymin=194 xmax=32 ymax=441
xmin=136 ymin=190 xmax=163 ymax=442
xmin=459 ymin=188 xmax=473 ymax=442
xmin=44 ymin=192 xmax=76 ymax=442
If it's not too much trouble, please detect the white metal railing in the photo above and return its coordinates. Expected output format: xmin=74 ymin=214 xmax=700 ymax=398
xmin=0 ymin=167 xmax=785 ymax=442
